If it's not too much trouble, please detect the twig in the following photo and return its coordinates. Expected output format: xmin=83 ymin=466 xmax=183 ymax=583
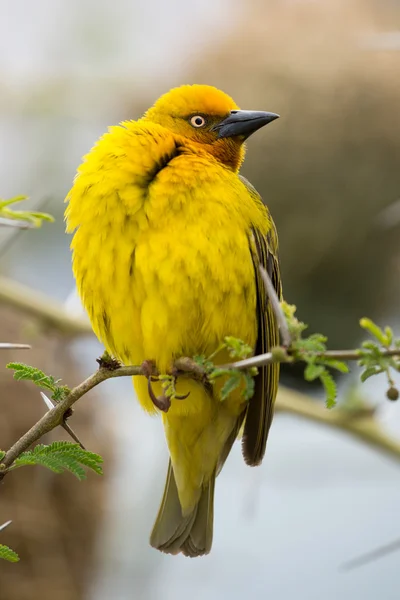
xmin=341 ymin=537 xmax=400 ymax=571
xmin=222 ymin=347 xmax=400 ymax=370
xmin=0 ymin=276 xmax=92 ymax=336
xmin=0 ymin=520 xmax=12 ymax=533
xmin=40 ymin=392 xmax=86 ymax=450
xmin=0 ymin=343 xmax=31 ymax=350
xmin=259 ymin=265 xmax=291 ymax=347
xmin=275 ymin=387 xmax=400 ymax=462
xmin=0 ymin=217 xmax=34 ymax=229
xmin=2 ymin=348 xmax=400 ymax=480
xmin=0 ymin=364 xmax=143 ymax=478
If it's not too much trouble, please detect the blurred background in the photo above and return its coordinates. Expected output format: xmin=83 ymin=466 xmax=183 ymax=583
xmin=1 ymin=0 xmax=400 ymax=598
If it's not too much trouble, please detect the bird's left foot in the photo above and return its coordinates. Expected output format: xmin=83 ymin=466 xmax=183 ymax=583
xmin=147 ymin=378 xmax=171 ymax=412
xmin=141 ymin=361 xmax=190 ymax=411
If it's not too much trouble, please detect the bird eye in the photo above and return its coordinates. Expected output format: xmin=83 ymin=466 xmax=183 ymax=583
xmin=190 ymin=115 xmax=207 ymax=128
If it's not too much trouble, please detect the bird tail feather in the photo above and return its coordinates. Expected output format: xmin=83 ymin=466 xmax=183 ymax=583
xmin=150 ymin=460 xmax=215 ymax=557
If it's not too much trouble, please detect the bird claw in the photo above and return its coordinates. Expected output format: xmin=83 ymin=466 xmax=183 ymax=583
xmin=175 ymin=391 xmax=190 ymax=400
xmin=143 ymin=361 xmax=190 ymax=409
xmin=147 ymin=376 xmax=171 ymax=412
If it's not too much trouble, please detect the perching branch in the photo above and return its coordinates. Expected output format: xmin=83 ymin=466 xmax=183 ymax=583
xmin=0 ymin=343 xmax=31 ymax=350
xmin=275 ymin=387 xmax=400 ymax=462
xmin=39 ymin=392 xmax=86 ymax=449
xmin=0 ymin=217 xmax=35 ymax=229
xmin=0 ymin=363 xmax=144 ymax=477
xmin=222 ymin=346 xmax=400 ymax=370
xmin=2 ymin=342 xmax=400 ymax=480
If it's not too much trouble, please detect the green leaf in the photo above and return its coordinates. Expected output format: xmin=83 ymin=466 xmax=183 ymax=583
xmin=7 ymin=363 xmax=58 ymax=391
xmin=193 ymin=355 xmax=214 ymax=374
xmin=220 ymin=372 xmax=241 ymax=401
xmin=0 ymin=450 xmax=5 ymax=461
xmin=52 ymin=386 xmax=70 ymax=402
xmin=360 ymin=366 xmax=382 ymax=383
xmin=6 ymin=363 xmax=67 ymax=401
xmin=304 ymin=364 xmax=325 ymax=381
xmin=243 ymin=373 xmax=255 ymax=401
xmin=320 ymin=370 xmax=337 ymax=409
xmin=0 ymin=544 xmax=19 ymax=563
xmin=0 ymin=195 xmax=29 ymax=209
xmin=0 ymin=195 xmax=54 ymax=228
xmin=322 ymin=359 xmax=349 ymax=373
xmin=360 ymin=318 xmax=389 ymax=346
xmin=384 ymin=327 xmax=393 ymax=346
xmin=224 ymin=337 xmax=253 ymax=359
xmin=361 ymin=341 xmax=380 ymax=352
xmin=281 ymin=301 xmax=308 ymax=340
xmin=9 ymin=442 xmax=103 ymax=480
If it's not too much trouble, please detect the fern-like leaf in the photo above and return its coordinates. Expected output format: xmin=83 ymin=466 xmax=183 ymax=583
xmin=0 ymin=544 xmax=19 ymax=563
xmin=7 ymin=363 xmax=59 ymax=391
xmin=6 ymin=363 xmax=69 ymax=401
xmin=9 ymin=442 xmax=103 ymax=480
xmin=320 ymin=370 xmax=337 ymax=409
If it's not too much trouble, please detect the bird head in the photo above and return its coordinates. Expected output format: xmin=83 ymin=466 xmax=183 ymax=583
xmin=142 ymin=84 xmax=279 ymax=171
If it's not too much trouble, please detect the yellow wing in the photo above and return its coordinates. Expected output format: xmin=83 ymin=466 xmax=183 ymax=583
xmin=240 ymin=175 xmax=282 ymax=466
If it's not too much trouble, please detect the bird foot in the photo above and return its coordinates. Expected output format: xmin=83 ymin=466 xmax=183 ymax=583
xmin=141 ymin=359 xmax=156 ymax=378
xmin=147 ymin=377 xmax=171 ymax=412
xmin=142 ymin=360 xmax=190 ymax=411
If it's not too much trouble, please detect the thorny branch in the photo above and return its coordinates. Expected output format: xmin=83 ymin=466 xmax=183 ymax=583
xmin=0 ymin=217 xmax=35 ymax=229
xmin=2 ymin=345 xmax=400 ymax=481
xmin=221 ymin=347 xmax=400 ymax=371
xmin=259 ymin=265 xmax=291 ymax=347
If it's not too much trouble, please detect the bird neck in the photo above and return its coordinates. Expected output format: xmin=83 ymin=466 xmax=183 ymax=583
xmin=186 ymin=138 xmax=245 ymax=173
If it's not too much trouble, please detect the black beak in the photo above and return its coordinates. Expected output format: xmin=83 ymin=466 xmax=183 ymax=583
xmin=213 ymin=110 xmax=279 ymax=139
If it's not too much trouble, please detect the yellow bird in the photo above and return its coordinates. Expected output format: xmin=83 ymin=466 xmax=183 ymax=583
xmin=65 ymin=84 xmax=281 ymax=557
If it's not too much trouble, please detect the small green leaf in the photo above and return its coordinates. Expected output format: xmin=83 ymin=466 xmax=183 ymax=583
xmin=220 ymin=373 xmax=241 ymax=401
xmin=0 ymin=196 xmax=53 ymax=228
xmin=0 ymin=544 xmax=19 ymax=563
xmin=6 ymin=362 xmax=66 ymax=401
xmin=193 ymin=355 xmax=214 ymax=374
xmin=7 ymin=362 xmax=58 ymax=391
xmin=360 ymin=318 xmax=388 ymax=346
xmin=209 ymin=367 xmax=233 ymax=380
xmin=360 ymin=366 xmax=382 ymax=383
xmin=320 ymin=370 xmax=337 ymax=409
xmin=243 ymin=373 xmax=255 ymax=401
xmin=0 ymin=195 xmax=28 ymax=208
xmin=0 ymin=450 xmax=5 ymax=461
xmin=224 ymin=337 xmax=253 ymax=359
xmin=52 ymin=386 xmax=70 ymax=402
xmin=322 ymin=359 xmax=349 ymax=373
xmin=361 ymin=341 xmax=380 ymax=352
xmin=281 ymin=301 xmax=308 ymax=340
xmin=9 ymin=442 xmax=103 ymax=480
xmin=384 ymin=327 xmax=393 ymax=346
xmin=304 ymin=364 xmax=325 ymax=381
